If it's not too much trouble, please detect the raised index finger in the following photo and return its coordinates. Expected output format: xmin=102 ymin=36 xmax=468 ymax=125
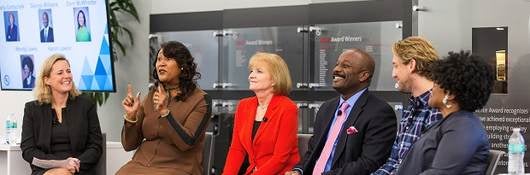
xmin=127 ymin=84 xmax=133 ymax=97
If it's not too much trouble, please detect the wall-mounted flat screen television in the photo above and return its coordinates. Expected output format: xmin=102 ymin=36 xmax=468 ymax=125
xmin=0 ymin=0 xmax=115 ymax=91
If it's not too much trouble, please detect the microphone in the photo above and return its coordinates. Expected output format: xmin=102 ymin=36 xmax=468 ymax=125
xmin=148 ymin=82 xmax=157 ymax=91
xmin=147 ymin=83 xmax=156 ymax=91
xmin=337 ymin=110 xmax=342 ymax=116
xmin=262 ymin=117 xmax=268 ymax=122
xmin=394 ymin=83 xmax=399 ymax=89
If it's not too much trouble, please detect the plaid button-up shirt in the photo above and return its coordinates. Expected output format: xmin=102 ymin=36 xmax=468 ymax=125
xmin=372 ymin=90 xmax=442 ymax=175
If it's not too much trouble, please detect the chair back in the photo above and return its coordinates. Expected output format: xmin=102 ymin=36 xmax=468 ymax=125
xmin=203 ymin=132 xmax=214 ymax=175
xmin=95 ymin=133 xmax=106 ymax=175
xmin=486 ymin=149 xmax=505 ymax=175
xmin=297 ymin=134 xmax=312 ymax=158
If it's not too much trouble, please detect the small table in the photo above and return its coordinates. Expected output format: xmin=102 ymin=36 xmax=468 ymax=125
xmin=0 ymin=144 xmax=32 ymax=175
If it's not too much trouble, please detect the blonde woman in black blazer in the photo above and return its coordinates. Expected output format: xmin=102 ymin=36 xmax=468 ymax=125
xmin=21 ymin=54 xmax=103 ymax=175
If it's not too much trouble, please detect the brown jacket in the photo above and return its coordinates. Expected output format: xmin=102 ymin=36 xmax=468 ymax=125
xmin=117 ymin=88 xmax=210 ymax=175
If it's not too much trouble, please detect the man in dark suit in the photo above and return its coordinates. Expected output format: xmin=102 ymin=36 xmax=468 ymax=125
xmin=40 ymin=11 xmax=54 ymax=42
xmin=286 ymin=49 xmax=397 ymax=175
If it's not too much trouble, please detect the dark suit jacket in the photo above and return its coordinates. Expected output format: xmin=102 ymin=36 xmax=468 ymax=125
xmin=40 ymin=27 xmax=54 ymax=42
xmin=6 ymin=24 xmax=18 ymax=41
xmin=295 ymin=90 xmax=397 ymax=175
xmin=223 ymin=95 xmax=300 ymax=175
xmin=23 ymin=75 xmax=35 ymax=88
xmin=396 ymin=111 xmax=489 ymax=175
xmin=21 ymin=95 xmax=103 ymax=175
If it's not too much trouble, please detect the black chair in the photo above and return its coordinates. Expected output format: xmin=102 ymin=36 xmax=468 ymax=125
xmin=203 ymin=132 xmax=214 ymax=175
xmin=486 ymin=149 xmax=504 ymax=175
xmin=95 ymin=133 xmax=106 ymax=175
xmin=297 ymin=134 xmax=312 ymax=158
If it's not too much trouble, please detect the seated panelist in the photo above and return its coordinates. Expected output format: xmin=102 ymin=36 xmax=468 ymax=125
xmin=223 ymin=52 xmax=300 ymax=175
xmin=21 ymin=53 xmax=103 ymax=175
xmin=117 ymin=41 xmax=210 ymax=175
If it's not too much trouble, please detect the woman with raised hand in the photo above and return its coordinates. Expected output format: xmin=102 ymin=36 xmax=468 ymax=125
xmin=117 ymin=41 xmax=210 ymax=175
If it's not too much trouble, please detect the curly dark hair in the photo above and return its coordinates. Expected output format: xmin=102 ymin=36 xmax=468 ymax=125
xmin=152 ymin=41 xmax=201 ymax=101
xmin=21 ymin=55 xmax=34 ymax=73
xmin=430 ymin=50 xmax=494 ymax=111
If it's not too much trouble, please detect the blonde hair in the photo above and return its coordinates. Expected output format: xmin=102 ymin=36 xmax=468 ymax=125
xmin=248 ymin=52 xmax=292 ymax=96
xmin=34 ymin=53 xmax=81 ymax=104
xmin=392 ymin=36 xmax=439 ymax=78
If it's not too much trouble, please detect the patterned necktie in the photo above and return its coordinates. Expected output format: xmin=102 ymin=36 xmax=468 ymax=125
xmin=313 ymin=102 xmax=350 ymax=175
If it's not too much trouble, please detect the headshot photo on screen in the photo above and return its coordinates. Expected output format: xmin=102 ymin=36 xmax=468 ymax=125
xmin=4 ymin=11 xmax=19 ymax=42
xmin=20 ymin=55 xmax=35 ymax=89
xmin=74 ymin=7 xmax=91 ymax=42
xmin=39 ymin=9 xmax=54 ymax=43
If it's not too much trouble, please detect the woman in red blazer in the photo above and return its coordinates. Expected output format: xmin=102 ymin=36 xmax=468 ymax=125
xmin=223 ymin=52 xmax=300 ymax=175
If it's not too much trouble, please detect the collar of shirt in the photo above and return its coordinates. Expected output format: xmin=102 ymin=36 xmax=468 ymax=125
xmin=338 ymin=88 xmax=367 ymax=116
xmin=408 ymin=90 xmax=431 ymax=109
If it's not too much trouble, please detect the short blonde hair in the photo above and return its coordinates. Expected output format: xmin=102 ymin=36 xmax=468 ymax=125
xmin=34 ymin=53 xmax=81 ymax=104
xmin=392 ymin=36 xmax=439 ymax=78
xmin=248 ymin=52 xmax=292 ymax=96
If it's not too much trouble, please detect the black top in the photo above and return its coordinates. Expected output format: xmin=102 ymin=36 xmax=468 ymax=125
xmin=239 ymin=120 xmax=262 ymax=175
xmin=20 ymin=95 xmax=103 ymax=175
xmin=50 ymin=108 xmax=73 ymax=159
xmin=397 ymin=111 xmax=489 ymax=175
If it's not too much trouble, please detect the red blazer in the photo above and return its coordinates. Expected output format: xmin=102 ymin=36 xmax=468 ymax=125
xmin=223 ymin=95 xmax=300 ymax=175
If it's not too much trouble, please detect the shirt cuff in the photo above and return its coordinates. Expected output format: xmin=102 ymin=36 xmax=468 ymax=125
xmin=293 ymin=167 xmax=303 ymax=175
xmin=123 ymin=113 xmax=137 ymax=123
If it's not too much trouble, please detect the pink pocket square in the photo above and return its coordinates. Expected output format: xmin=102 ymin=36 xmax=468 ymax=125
xmin=346 ymin=126 xmax=358 ymax=135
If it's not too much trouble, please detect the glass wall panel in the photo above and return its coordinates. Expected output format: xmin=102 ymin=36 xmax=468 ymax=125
xmin=222 ymin=26 xmax=306 ymax=90
xmin=312 ymin=21 xmax=402 ymax=91
xmin=156 ymin=30 xmax=220 ymax=90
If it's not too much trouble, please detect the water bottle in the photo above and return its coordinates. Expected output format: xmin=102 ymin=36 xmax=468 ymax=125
xmin=5 ymin=113 xmax=18 ymax=145
xmin=508 ymin=128 xmax=526 ymax=174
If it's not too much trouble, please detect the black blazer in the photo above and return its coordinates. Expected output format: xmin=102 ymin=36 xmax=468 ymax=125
xmin=295 ymin=90 xmax=397 ymax=175
xmin=40 ymin=27 xmax=54 ymax=42
xmin=21 ymin=95 xmax=103 ymax=175
xmin=23 ymin=75 xmax=35 ymax=88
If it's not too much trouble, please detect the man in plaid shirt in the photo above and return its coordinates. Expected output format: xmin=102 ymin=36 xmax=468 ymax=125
xmin=372 ymin=36 xmax=443 ymax=175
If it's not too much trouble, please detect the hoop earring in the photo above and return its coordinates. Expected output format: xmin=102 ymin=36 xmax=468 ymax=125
xmin=442 ymin=95 xmax=452 ymax=108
